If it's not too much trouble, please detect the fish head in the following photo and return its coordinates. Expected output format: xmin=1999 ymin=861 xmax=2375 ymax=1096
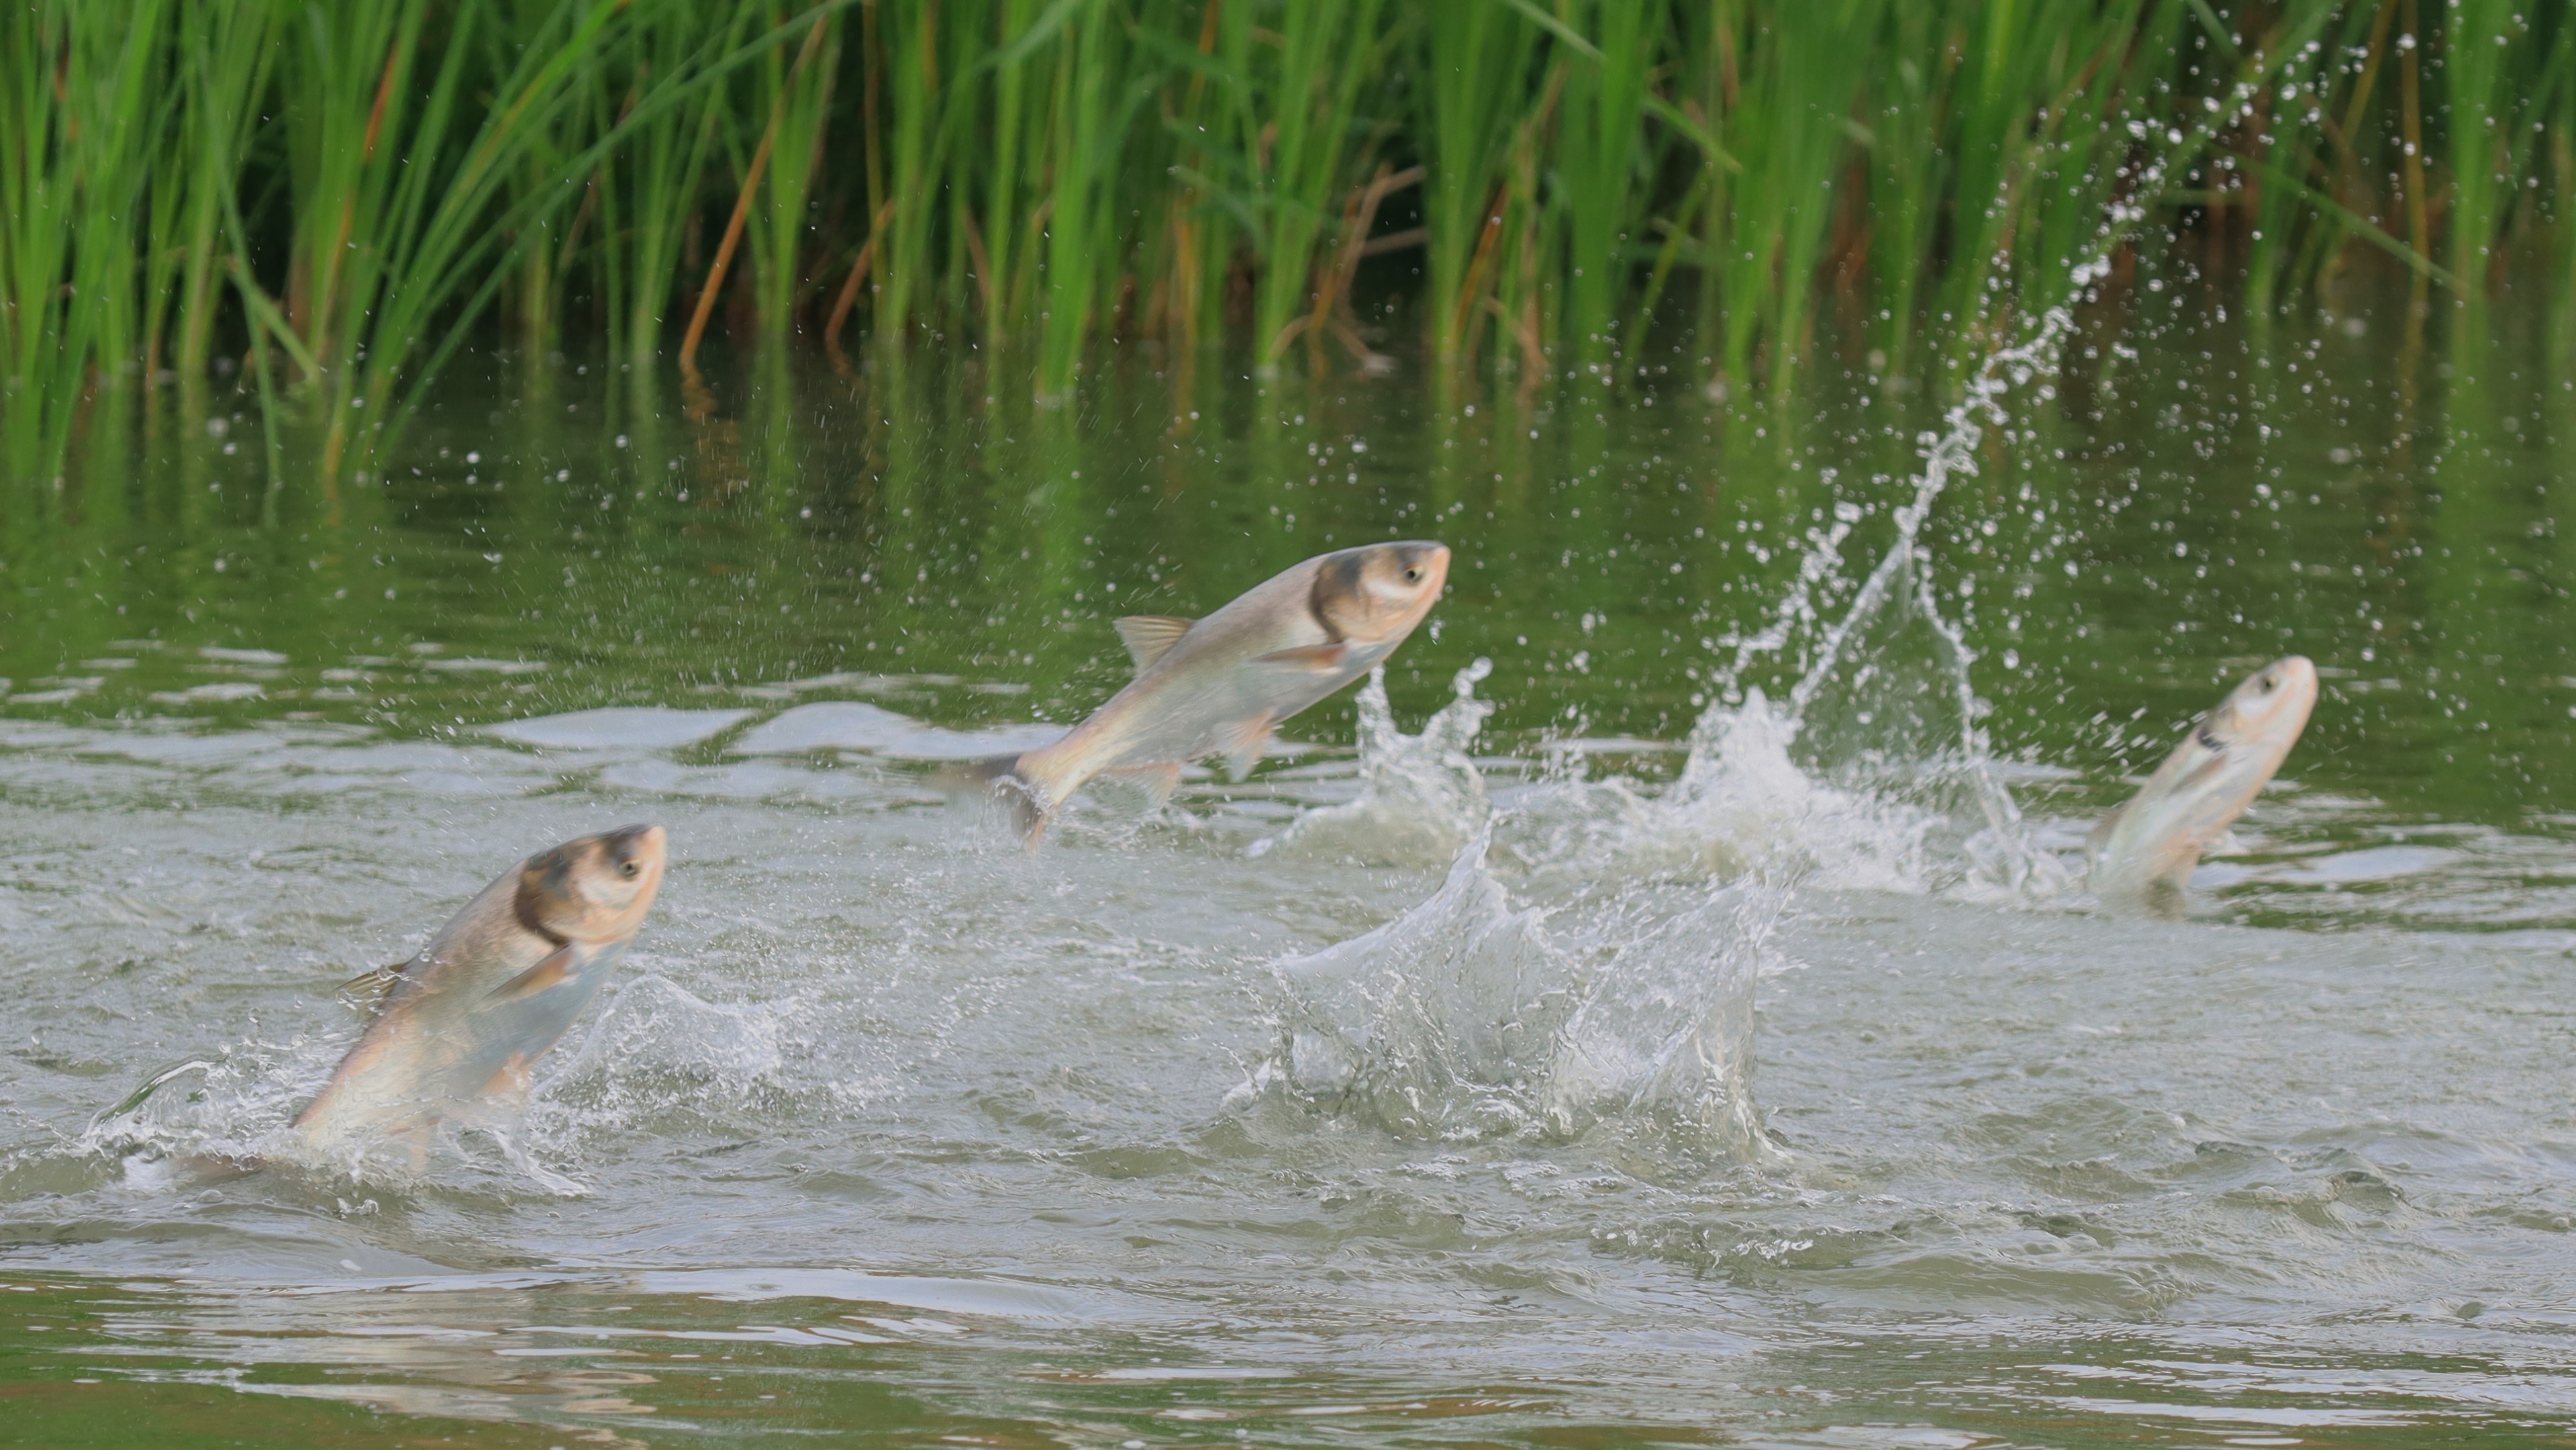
xmin=1311 ymin=540 xmax=1450 ymax=644
xmin=2206 ymin=655 xmax=2317 ymax=757
xmin=517 ymin=824 xmax=667 ymax=945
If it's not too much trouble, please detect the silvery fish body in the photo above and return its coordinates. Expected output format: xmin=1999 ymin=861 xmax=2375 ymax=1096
xmin=2087 ymin=657 xmax=2316 ymax=915
xmin=291 ymin=824 xmax=667 ymax=1158
xmin=997 ymin=540 xmax=1450 ymax=840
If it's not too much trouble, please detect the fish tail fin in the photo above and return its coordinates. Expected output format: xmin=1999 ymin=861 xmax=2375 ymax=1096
xmin=936 ymin=752 xmax=1056 ymax=844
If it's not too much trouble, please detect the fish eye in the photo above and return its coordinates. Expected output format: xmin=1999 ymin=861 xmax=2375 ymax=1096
xmin=619 ymin=861 xmax=640 ymax=878
xmin=1403 ymin=567 xmax=1422 ymax=582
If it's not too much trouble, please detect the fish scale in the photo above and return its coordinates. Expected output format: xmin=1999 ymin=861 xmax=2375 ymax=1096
xmin=990 ymin=541 xmax=1451 ymax=843
xmin=291 ymin=824 xmax=668 ymax=1164
xmin=2088 ymin=657 xmax=2318 ymax=916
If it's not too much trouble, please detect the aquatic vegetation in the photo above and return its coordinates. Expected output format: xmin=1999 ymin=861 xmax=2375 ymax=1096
xmin=7 ymin=242 xmax=2576 ymax=1440
xmin=4 ymin=1 xmax=2576 ymax=487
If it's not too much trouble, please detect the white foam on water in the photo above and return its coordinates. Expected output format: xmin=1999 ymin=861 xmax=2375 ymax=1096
xmin=629 ymin=1266 xmax=1116 ymax=1323
xmin=1663 ymin=688 xmax=1925 ymax=889
xmin=150 ymin=681 xmax=266 ymax=705
xmin=762 ymin=670 xmax=964 ymax=693
xmin=64 ymin=974 xmax=797 ymax=1198
xmin=1248 ymin=659 xmax=1495 ymax=867
xmin=1252 ymin=832 xmax=1558 ymax=1137
xmin=484 ymin=706 xmax=752 ymax=751
xmin=729 ymin=700 xmax=1062 ymax=760
xmin=419 ymin=657 xmax=550 ymax=675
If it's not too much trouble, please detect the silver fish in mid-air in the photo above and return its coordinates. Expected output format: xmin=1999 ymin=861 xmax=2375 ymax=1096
xmin=2087 ymin=657 xmax=2316 ymax=915
xmin=291 ymin=824 xmax=668 ymax=1162
xmin=985 ymin=540 xmax=1451 ymax=841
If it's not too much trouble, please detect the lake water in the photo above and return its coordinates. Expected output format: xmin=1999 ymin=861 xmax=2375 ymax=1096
xmin=3 ymin=293 xmax=2575 ymax=1447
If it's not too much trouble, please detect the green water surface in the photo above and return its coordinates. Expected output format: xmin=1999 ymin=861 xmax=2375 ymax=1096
xmin=3 ymin=287 xmax=2575 ymax=1447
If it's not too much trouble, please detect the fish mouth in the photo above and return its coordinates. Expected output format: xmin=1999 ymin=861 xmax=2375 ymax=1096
xmin=603 ymin=823 xmax=667 ymax=878
xmin=2249 ymin=655 xmax=2320 ymax=719
xmin=2271 ymin=655 xmax=2318 ymax=696
xmin=556 ymin=824 xmax=668 ymax=942
xmin=2212 ymin=656 xmax=2317 ymax=752
xmin=1375 ymin=540 xmax=1450 ymax=610
xmin=1407 ymin=542 xmax=1452 ymax=595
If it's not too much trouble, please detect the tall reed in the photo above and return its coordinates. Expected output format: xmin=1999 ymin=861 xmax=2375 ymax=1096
xmin=1 ymin=0 xmax=170 ymax=483
xmin=607 ymin=3 xmax=743 ymax=373
xmin=1712 ymin=0 xmax=1878 ymax=395
xmin=1552 ymin=0 xmax=1663 ymax=382
xmin=1224 ymin=0 xmax=1391 ymax=373
xmin=1415 ymin=1 xmax=1539 ymax=374
xmin=7 ymin=0 xmax=2576 ymax=494
xmin=745 ymin=5 xmax=842 ymax=342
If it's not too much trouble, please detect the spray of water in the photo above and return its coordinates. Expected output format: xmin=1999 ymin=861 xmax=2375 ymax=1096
xmin=1249 ymin=660 xmax=1495 ymax=867
xmin=532 ymin=974 xmax=795 ymax=1142
xmin=1236 ymin=830 xmax=1784 ymax=1159
xmin=1674 ymin=74 xmax=2279 ymax=899
xmin=1255 ymin=95 xmax=2288 ymax=1159
xmin=1707 ymin=300 xmax=2096 ymax=898
xmin=44 ymin=966 xmax=798 ymax=1200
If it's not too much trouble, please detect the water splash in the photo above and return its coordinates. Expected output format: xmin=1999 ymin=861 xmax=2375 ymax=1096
xmin=1240 ymin=831 xmax=1781 ymax=1159
xmin=54 ymin=974 xmax=793 ymax=1196
xmin=1650 ymin=93 xmax=2273 ymax=904
xmin=1539 ymin=877 xmax=1780 ymax=1151
xmin=1491 ymin=686 xmax=1930 ymax=896
xmin=1257 ymin=833 xmax=1554 ymax=1138
xmin=75 ymin=1041 xmax=320 ymax=1183
xmin=1470 ymin=306 xmax=2108 ymax=902
xmin=1707 ymin=307 xmax=2096 ymax=901
xmin=1250 ymin=659 xmax=1494 ymax=867
xmin=1656 ymin=687 xmax=1934 ymax=891
xmin=529 ymin=975 xmax=795 ymax=1144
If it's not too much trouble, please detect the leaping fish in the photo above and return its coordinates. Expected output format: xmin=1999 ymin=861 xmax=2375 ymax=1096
xmin=291 ymin=824 xmax=667 ymax=1163
xmin=984 ymin=540 xmax=1450 ymax=841
xmin=2087 ymin=657 xmax=2316 ymax=915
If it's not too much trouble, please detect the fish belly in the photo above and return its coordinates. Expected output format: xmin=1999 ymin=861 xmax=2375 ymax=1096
xmin=1120 ymin=660 xmax=1360 ymax=763
xmin=297 ymin=945 xmax=622 ymax=1151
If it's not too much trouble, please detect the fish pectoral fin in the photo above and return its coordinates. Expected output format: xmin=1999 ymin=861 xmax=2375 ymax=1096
xmin=1218 ymin=716 xmax=1277 ymax=782
xmin=1103 ymin=760 xmax=1183 ymax=810
xmin=1249 ymin=642 xmax=1350 ymax=671
xmin=1113 ymin=615 xmax=1195 ymax=673
xmin=479 ymin=945 xmax=583 ymax=1008
xmin=334 ymin=964 xmax=407 ymax=1016
xmin=2169 ymin=748 xmax=2236 ymax=795
xmin=481 ymin=1053 xmax=537 ymax=1105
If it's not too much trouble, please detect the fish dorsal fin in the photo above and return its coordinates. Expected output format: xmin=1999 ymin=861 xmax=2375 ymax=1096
xmin=1113 ymin=616 xmax=1194 ymax=674
xmin=334 ymin=964 xmax=408 ymax=1016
